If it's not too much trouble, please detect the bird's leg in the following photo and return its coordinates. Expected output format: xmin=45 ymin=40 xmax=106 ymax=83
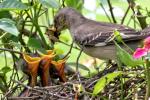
xmin=70 ymin=48 xmax=83 ymax=82
xmin=93 ymin=58 xmax=100 ymax=73
xmin=63 ymin=40 xmax=74 ymax=59
xmin=76 ymin=48 xmax=83 ymax=84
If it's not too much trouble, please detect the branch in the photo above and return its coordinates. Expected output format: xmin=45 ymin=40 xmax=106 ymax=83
xmin=100 ymin=3 xmax=112 ymax=22
xmin=127 ymin=0 xmax=147 ymax=29
xmin=107 ymin=0 xmax=117 ymax=23
xmin=0 ymin=48 xmax=22 ymax=55
xmin=121 ymin=5 xmax=130 ymax=24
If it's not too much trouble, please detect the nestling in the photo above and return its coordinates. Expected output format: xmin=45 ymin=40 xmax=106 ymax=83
xmin=54 ymin=7 xmax=150 ymax=60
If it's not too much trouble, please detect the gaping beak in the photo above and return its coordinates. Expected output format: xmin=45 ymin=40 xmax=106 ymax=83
xmin=23 ymin=54 xmax=41 ymax=87
xmin=40 ymin=50 xmax=55 ymax=86
xmin=51 ymin=59 xmax=67 ymax=82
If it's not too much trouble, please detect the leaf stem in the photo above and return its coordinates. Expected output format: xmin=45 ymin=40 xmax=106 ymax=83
xmin=145 ymin=59 xmax=150 ymax=100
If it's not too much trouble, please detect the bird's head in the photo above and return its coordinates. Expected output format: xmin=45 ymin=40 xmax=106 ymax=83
xmin=54 ymin=7 xmax=85 ymax=32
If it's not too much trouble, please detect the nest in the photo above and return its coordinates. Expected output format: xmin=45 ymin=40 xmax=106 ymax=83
xmin=4 ymin=64 xmax=146 ymax=100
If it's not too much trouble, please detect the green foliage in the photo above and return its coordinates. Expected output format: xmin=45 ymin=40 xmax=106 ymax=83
xmin=0 ymin=0 xmax=29 ymax=11
xmin=0 ymin=11 xmax=12 ymax=19
xmin=39 ymin=0 xmax=60 ymax=8
xmin=27 ymin=37 xmax=42 ymax=49
xmin=65 ymin=0 xmax=83 ymax=10
xmin=0 ymin=0 xmax=149 ymax=99
xmin=27 ymin=37 xmax=46 ymax=53
xmin=0 ymin=18 xmax=19 ymax=36
xmin=115 ymin=41 xmax=144 ymax=67
xmin=92 ymin=71 xmax=122 ymax=96
xmin=67 ymin=62 xmax=90 ymax=73
xmin=0 ymin=66 xmax=11 ymax=92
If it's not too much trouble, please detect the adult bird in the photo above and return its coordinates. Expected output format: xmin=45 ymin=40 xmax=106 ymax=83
xmin=54 ymin=7 xmax=150 ymax=60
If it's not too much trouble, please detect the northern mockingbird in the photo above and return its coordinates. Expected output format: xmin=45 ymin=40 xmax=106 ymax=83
xmin=54 ymin=7 xmax=150 ymax=60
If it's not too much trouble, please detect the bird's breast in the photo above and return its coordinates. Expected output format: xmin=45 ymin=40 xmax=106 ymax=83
xmin=78 ymin=41 xmax=140 ymax=60
xmin=83 ymin=45 xmax=117 ymax=60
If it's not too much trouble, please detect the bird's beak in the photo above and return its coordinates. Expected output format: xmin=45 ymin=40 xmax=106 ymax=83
xmin=23 ymin=54 xmax=41 ymax=87
xmin=54 ymin=31 xmax=61 ymax=39
xmin=48 ymin=26 xmax=61 ymax=39
xmin=49 ymin=26 xmax=56 ymax=32
xmin=39 ymin=50 xmax=55 ymax=86
xmin=51 ymin=59 xmax=67 ymax=82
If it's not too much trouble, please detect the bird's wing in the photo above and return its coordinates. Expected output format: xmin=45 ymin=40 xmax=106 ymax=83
xmin=74 ymin=21 xmax=148 ymax=46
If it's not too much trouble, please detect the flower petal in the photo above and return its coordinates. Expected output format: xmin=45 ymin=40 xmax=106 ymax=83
xmin=144 ymin=36 xmax=150 ymax=49
xmin=133 ymin=48 xmax=147 ymax=59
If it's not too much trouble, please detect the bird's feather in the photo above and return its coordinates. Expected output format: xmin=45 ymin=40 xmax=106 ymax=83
xmin=73 ymin=19 xmax=148 ymax=46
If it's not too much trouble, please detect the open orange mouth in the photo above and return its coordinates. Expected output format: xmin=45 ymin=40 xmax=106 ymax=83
xmin=23 ymin=54 xmax=41 ymax=87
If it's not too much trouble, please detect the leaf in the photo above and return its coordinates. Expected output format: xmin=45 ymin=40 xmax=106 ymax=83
xmin=59 ymin=34 xmax=70 ymax=43
xmin=27 ymin=37 xmax=46 ymax=53
xmin=1 ymin=66 xmax=11 ymax=74
xmin=54 ymin=44 xmax=64 ymax=55
xmin=0 ymin=71 xmax=4 ymax=77
xmin=0 ymin=83 xmax=6 ymax=93
xmin=0 ymin=0 xmax=29 ymax=11
xmin=67 ymin=62 xmax=90 ymax=73
xmin=39 ymin=0 xmax=60 ymax=8
xmin=115 ymin=42 xmax=144 ymax=67
xmin=92 ymin=71 xmax=122 ymax=96
xmin=65 ymin=0 xmax=83 ymax=10
xmin=27 ymin=37 xmax=42 ymax=49
xmin=0 ymin=11 xmax=12 ymax=19
xmin=0 ymin=18 xmax=19 ymax=36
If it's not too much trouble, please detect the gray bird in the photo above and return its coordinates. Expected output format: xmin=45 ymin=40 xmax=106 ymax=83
xmin=54 ymin=7 xmax=150 ymax=60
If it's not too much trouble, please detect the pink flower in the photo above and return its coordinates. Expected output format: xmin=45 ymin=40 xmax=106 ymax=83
xmin=144 ymin=36 xmax=150 ymax=49
xmin=133 ymin=36 xmax=150 ymax=59
xmin=133 ymin=48 xmax=147 ymax=59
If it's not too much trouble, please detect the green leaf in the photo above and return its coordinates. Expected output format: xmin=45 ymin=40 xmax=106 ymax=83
xmin=1 ymin=66 xmax=11 ymax=74
xmin=65 ymin=0 xmax=83 ymax=10
xmin=115 ymin=42 xmax=144 ymax=66
xmin=0 ymin=83 xmax=7 ymax=93
xmin=92 ymin=71 xmax=122 ymax=96
xmin=27 ymin=37 xmax=42 ymax=49
xmin=39 ymin=0 xmax=60 ymax=8
xmin=67 ymin=62 xmax=90 ymax=73
xmin=0 ymin=71 xmax=4 ymax=77
xmin=27 ymin=37 xmax=46 ymax=53
xmin=0 ymin=18 xmax=19 ymax=36
xmin=59 ymin=34 xmax=70 ymax=43
xmin=0 ymin=0 xmax=29 ymax=11
xmin=54 ymin=44 xmax=64 ymax=55
xmin=0 ymin=11 xmax=12 ymax=19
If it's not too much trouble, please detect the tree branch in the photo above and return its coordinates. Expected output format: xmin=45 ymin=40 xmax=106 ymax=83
xmin=127 ymin=0 xmax=147 ymax=29
xmin=107 ymin=0 xmax=117 ymax=23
